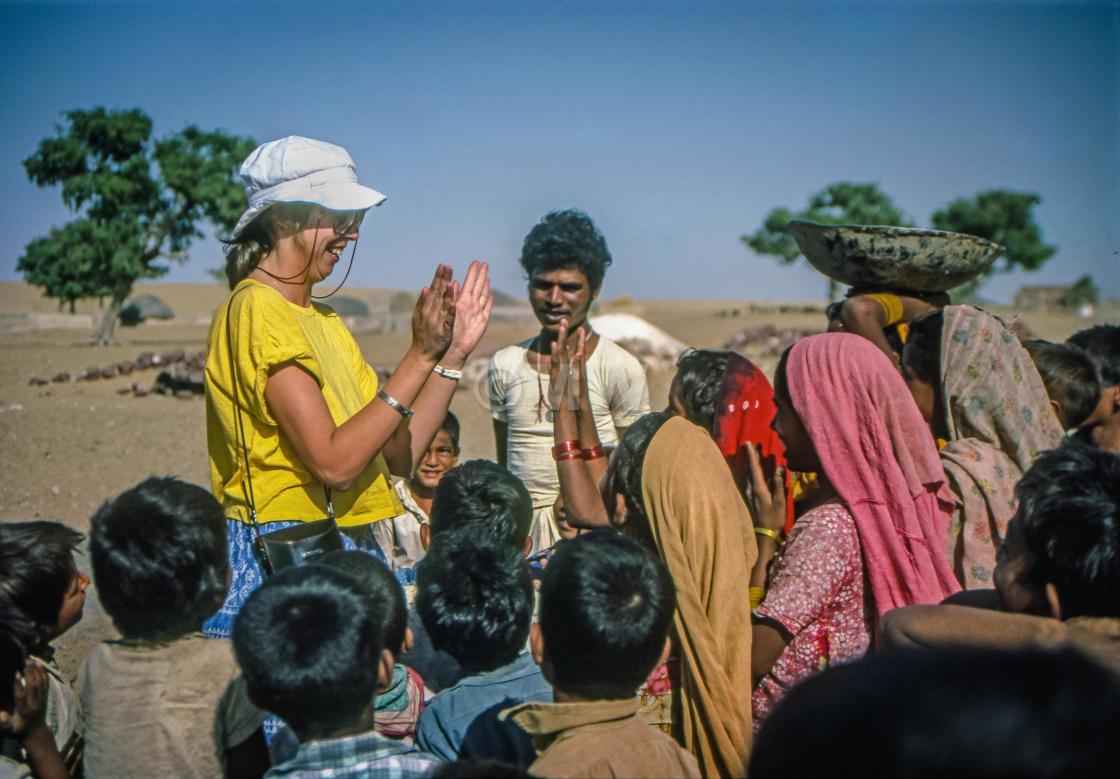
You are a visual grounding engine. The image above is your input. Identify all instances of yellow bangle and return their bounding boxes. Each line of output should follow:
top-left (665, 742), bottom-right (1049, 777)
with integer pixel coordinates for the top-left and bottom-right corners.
top-left (754, 527), bottom-right (784, 543)
top-left (749, 587), bottom-right (766, 610)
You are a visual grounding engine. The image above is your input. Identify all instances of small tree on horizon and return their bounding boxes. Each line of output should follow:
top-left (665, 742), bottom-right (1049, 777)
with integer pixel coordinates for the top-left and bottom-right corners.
top-left (1059, 274), bottom-right (1099, 309)
top-left (742, 182), bottom-right (912, 301)
top-left (18, 107), bottom-right (255, 342)
top-left (931, 190), bottom-right (1056, 300)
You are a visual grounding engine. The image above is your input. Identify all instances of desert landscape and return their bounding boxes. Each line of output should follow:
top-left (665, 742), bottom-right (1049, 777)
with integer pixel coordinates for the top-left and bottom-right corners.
top-left (0, 280), bottom-right (1099, 677)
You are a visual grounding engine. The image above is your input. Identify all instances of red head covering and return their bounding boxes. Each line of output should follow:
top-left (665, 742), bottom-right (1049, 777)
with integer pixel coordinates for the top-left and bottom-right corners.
top-left (710, 352), bottom-right (794, 532)
top-left (787, 333), bottom-right (960, 619)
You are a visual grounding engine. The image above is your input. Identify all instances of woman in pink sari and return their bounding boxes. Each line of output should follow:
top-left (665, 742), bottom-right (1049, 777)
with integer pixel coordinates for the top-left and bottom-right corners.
top-left (747, 333), bottom-right (960, 725)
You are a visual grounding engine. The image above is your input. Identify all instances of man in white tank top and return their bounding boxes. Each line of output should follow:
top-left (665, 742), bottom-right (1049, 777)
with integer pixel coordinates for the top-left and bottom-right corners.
top-left (488, 210), bottom-right (650, 552)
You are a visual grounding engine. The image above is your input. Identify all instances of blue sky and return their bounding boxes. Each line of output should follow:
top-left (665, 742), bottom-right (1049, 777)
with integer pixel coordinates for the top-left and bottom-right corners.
top-left (2, 0), bottom-right (1117, 302)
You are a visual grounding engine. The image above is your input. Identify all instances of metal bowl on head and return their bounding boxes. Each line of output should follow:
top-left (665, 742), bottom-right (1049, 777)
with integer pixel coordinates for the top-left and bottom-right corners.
top-left (788, 221), bottom-right (1004, 293)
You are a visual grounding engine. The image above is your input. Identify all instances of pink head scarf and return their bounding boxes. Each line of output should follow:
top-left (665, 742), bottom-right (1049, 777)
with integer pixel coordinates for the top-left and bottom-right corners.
top-left (786, 333), bottom-right (960, 619)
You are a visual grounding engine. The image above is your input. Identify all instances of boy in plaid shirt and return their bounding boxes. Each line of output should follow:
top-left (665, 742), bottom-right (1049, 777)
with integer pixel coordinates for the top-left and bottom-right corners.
top-left (233, 565), bottom-right (441, 778)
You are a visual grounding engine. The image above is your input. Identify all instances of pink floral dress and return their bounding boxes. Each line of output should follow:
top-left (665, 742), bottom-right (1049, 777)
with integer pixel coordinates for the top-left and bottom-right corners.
top-left (751, 503), bottom-right (873, 726)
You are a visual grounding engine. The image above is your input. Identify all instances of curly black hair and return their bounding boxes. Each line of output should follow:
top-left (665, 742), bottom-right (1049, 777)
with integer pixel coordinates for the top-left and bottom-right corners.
top-left (519, 210), bottom-right (613, 291)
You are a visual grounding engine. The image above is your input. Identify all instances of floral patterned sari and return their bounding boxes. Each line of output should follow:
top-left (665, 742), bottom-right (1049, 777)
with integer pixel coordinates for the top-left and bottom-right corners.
top-left (938, 306), bottom-right (1063, 588)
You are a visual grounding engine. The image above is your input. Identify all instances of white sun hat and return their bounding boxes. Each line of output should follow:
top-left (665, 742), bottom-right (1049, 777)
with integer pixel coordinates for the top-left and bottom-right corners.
top-left (232, 135), bottom-right (387, 237)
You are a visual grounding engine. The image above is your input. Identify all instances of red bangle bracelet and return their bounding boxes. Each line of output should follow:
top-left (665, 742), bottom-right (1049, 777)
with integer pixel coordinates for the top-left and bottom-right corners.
top-left (581, 445), bottom-right (605, 460)
top-left (554, 450), bottom-right (584, 462)
top-left (552, 440), bottom-right (581, 458)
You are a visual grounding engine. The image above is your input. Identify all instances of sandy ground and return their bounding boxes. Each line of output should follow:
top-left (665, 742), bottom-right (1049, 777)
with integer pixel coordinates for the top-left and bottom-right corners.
top-left (0, 280), bottom-right (1100, 677)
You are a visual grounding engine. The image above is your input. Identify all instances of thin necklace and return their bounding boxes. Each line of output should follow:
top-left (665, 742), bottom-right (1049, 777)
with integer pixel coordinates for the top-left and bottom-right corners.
top-left (534, 336), bottom-right (548, 423)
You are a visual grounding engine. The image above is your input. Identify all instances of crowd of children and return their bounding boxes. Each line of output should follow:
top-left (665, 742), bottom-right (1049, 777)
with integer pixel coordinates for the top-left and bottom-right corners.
top-left (2, 136), bottom-right (1119, 778)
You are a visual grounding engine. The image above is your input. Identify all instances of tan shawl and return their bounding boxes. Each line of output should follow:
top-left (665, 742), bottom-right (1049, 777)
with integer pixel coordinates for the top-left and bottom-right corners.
top-left (641, 416), bottom-right (757, 778)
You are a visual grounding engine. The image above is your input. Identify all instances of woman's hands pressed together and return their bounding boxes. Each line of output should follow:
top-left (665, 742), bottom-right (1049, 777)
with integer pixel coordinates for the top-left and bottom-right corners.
top-left (411, 264), bottom-right (457, 363)
top-left (444, 261), bottom-right (494, 369)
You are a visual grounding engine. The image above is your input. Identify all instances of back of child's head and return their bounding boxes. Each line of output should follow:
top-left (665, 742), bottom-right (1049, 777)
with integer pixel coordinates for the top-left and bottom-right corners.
top-left (751, 645), bottom-right (1120, 779)
top-left (429, 459), bottom-right (532, 549)
top-left (89, 476), bottom-right (227, 642)
top-left (439, 410), bottom-right (461, 451)
top-left (1014, 439), bottom-right (1120, 618)
top-left (0, 521), bottom-right (83, 639)
top-left (539, 529), bottom-right (675, 699)
top-left (416, 524), bottom-right (532, 673)
top-left (0, 605), bottom-right (35, 715)
top-left (319, 549), bottom-right (408, 656)
top-left (232, 564), bottom-right (386, 739)
top-left (1068, 324), bottom-right (1120, 388)
top-left (673, 349), bottom-right (730, 431)
top-left (1023, 339), bottom-right (1102, 428)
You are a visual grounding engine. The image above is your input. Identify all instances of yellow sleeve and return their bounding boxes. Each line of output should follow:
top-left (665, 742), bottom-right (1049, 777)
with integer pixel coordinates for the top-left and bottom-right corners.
top-left (863, 293), bottom-right (904, 326)
top-left (350, 342), bottom-right (380, 404)
top-left (224, 285), bottom-right (323, 425)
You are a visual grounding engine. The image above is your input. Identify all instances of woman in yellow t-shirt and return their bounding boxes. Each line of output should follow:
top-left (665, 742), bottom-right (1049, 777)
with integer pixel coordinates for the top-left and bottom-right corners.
top-left (203, 136), bottom-right (492, 636)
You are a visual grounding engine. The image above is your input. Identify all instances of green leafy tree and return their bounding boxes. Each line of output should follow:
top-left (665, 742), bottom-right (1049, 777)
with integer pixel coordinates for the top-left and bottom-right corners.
top-left (1059, 275), bottom-right (1099, 309)
top-left (19, 221), bottom-right (112, 313)
top-left (930, 190), bottom-right (1055, 300)
top-left (742, 182), bottom-right (911, 300)
top-left (19, 108), bottom-right (255, 341)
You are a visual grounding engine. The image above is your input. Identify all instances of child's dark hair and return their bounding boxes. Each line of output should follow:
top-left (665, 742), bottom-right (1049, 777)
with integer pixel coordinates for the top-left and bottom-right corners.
top-left (429, 460), bottom-right (533, 549)
top-left (0, 605), bottom-right (35, 713)
top-left (0, 521), bottom-right (83, 639)
top-left (605, 412), bottom-right (668, 552)
top-left (520, 210), bottom-right (613, 291)
top-left (415, 525), bottom-right (532, 673)
top-left (89, 476), bottom-right (227, 642)
top-left (1068, 324), bottom-right (1120, 387)
top-left (439, 410), bottom-right (461, 451)
top-left (902, 309), bottom-right (944, 388)
top-left (540, 530), bottom-right (675, 699)
top-left (1014, 440), bottom-right (1120, 618)
top-left (1022, 340), bottom-right (1102, 428)
top-left (232, 564), bottom-right (386, 739)
top-left (674, 349), bottom-right (730, 432)
top-left (319, 549), bottom-right (408, 655)
top-left (750, 646), bottom-right (1120, 779)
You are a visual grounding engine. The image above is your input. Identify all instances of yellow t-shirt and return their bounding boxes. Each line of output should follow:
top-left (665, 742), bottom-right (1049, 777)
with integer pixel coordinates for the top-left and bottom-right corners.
top-left (205, 280), bottom-right (402, 527)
